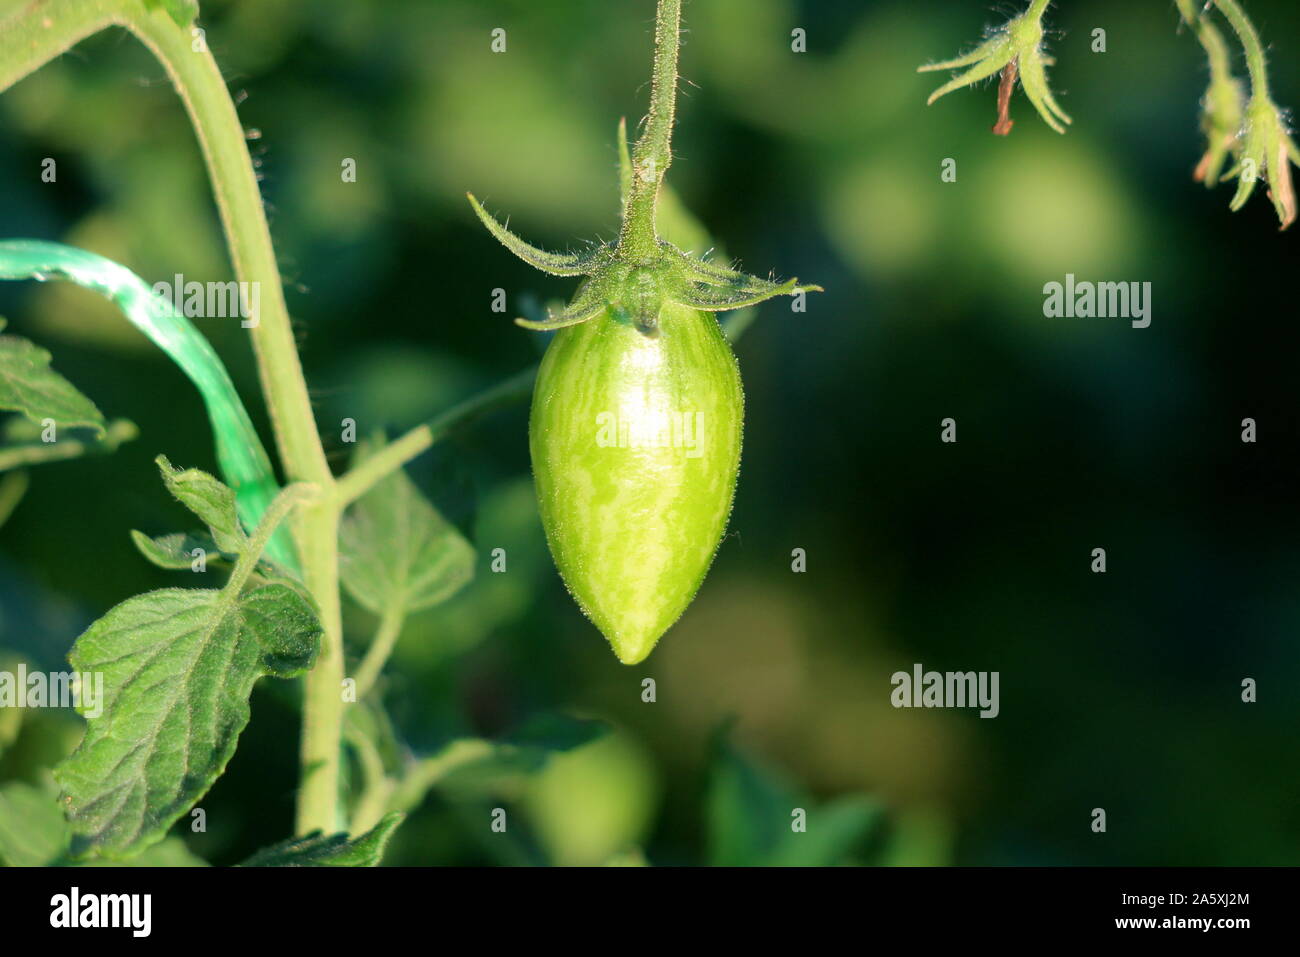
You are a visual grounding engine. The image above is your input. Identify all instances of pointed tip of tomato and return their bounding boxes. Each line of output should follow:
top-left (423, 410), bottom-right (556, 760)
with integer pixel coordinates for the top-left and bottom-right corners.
top-left (609, 631), bottom-right (661, 666)
top-left (588, 602), bottom-right (680, 665)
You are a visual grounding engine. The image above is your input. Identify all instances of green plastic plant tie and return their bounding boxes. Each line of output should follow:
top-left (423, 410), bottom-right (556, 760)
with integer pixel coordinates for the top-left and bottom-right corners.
top-left (0, 239), bottom-right (295, 570)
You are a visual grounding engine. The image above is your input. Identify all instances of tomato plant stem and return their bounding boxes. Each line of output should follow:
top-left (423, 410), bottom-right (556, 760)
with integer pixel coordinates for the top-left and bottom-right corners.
top-left (230, 482), bottom-right (319, 589)
top-left (0, 0), bottom-right (120, 92)
top-left (1176, 0), bottom-right (1234, 80)
top-left (353, 605), bottom-right (407, 700)
top-left (619, 0), bottom-right (682, 261)
top-left (345, 724), bottom-right (392, 833)
top-left (121, 5), bottom-right (344, 835)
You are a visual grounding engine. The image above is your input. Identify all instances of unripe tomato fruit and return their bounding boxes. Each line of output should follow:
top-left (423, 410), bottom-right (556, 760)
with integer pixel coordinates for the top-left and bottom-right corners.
top-left (470, 2), bottom-right (816, 662)
top-left (530, 301), bottom-right (743, 664)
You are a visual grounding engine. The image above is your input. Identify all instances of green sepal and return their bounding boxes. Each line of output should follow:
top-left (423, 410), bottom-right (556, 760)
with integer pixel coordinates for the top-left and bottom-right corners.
top-left (468, 193), bottom-right (606, 277)
top-left (918, 6), bottom-right (1071, 134)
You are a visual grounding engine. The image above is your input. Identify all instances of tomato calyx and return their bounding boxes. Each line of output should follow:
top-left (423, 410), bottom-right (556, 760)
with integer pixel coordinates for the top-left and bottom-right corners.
top-left (468, 0), bottom-right (819, 337)
top-left (918, 1), bottom-right (1072, 136)
top-left (467, 154), bottom-right (819, 335)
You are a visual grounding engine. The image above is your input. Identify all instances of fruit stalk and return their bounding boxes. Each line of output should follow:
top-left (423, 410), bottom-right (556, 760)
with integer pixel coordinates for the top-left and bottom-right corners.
top-left (621, 0), bottom-right (682, 259)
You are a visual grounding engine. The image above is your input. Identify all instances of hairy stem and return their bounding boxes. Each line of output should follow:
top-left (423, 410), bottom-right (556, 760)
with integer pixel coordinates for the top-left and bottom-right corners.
top-left (1212, 0), bottom-right (1271, 99)
top-left (1026, 0), bottom-right (1052, 21)
top-left (1175, 0), bottom-right (1231, 72)
top-left (353, 605), bottom-right (407, 700)
top-left (118, 7), bottom-right (343, 834)
top-left (345, 724), bottom-right (393, 834)
top-left (619, 0), bottom-right (682, 260)
top-left (388, 740), bottom-right (495, 814)
top-left (229, 482), bottom-right (317, 589)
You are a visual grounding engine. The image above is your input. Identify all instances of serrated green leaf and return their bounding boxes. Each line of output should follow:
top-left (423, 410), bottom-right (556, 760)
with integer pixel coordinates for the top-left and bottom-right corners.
top-left (156, 455), bottom-right (246, 552)
top-left (0, 779), bottom-right (68, 866)
top-left (54, 583), bottom-right (321, 859)
top-left (239, 812), bottom-right (404, 867)
top-left (130, 530), bottom-right (231, 571)
top-left (0, 328), bottom-right (105, 435)
top-left (339, 440), bottom-right (475, 616)
top-left (129, 529), bottom-right (297, 588)
top-left (238, 584), bottom-right (321, 674)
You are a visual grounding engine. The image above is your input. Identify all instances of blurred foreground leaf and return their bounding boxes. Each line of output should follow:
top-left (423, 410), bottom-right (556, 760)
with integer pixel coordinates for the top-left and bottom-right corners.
top-left (0, 779), bottom-right (67, 866)
top-left (0, 778), bottom-right (207, 866)
top-left (0, 417), bottom-right (136, 472)
top-left (523, 730), bottom-right (657, 866)
top-left (239, 812), bottom-right (404, 867)
top-left (707, 730), bottom-right (881, 866)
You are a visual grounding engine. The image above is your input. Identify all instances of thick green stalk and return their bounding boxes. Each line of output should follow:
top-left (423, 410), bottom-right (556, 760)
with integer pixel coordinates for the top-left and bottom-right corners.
top-left (120, 12), bottom-right (330, 487)
top-left (117, 8), bottom-right (343, 834)
top-left (0, 0), bottom-right (120, 92)
top-left (619, 0), bottom-right (682, 261)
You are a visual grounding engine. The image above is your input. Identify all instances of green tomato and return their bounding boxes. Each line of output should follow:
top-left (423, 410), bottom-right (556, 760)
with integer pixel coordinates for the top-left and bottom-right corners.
top-left (530, 301), bottom-right (743, 664)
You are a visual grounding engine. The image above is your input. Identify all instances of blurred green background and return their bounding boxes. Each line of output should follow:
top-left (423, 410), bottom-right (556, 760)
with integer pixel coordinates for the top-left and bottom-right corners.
top-left (1, 0), bottom-right (1298, 865)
